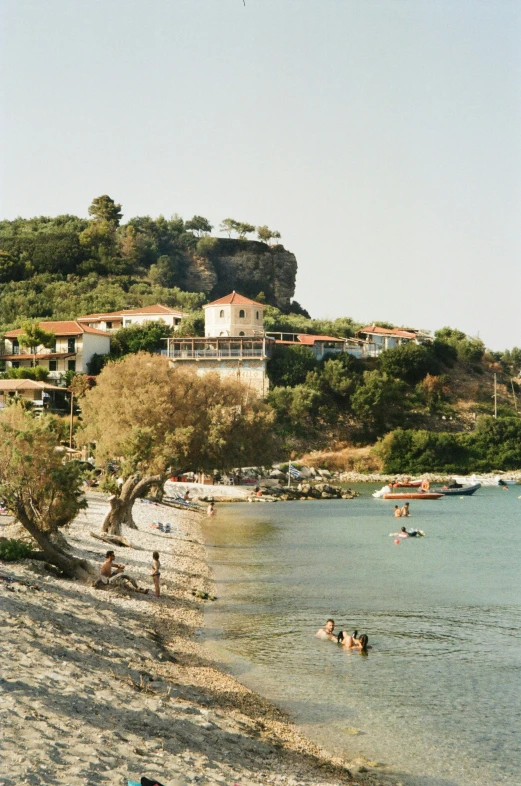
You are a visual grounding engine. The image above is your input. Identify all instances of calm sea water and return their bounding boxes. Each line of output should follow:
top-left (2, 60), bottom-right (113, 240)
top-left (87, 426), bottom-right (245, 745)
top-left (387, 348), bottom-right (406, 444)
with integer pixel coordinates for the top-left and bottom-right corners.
top-left (201, 486), bottom-right (521, 786)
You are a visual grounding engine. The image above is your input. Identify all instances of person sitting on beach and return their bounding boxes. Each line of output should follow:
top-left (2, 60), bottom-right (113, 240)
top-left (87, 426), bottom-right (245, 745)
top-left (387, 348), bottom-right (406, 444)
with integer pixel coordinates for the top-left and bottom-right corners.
top-left (401, 503), bottom-right (410, 517)
top-left (394, 505), bottom-right (402, 518)
top-left (316, 618), bottom-right (336, 640)
top-left (99, 551), bottom-right (138, 588)
top-left (337, 631), bottom-right (371, 653)
top-left (183, 490), bottom-right (191, 501)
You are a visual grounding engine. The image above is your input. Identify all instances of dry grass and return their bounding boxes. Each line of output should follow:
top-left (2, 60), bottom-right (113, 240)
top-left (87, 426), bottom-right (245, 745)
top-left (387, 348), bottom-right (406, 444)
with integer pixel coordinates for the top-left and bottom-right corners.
top-left (301, 445), bottom-right (383, 473)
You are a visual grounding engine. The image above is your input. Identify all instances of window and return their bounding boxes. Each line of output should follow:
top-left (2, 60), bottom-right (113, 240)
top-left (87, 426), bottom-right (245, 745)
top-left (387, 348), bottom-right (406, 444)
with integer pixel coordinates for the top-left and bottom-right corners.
top-left (11, 361), bottom-right (19, 369)
top-left (51, 341), bottom-right (57, 353)
top-left (49, 360), bottom-right (57, 371)
top-left (219, 310), bottom-right (225, 318)
top-left (67, 337), bottom-right (76, 353)
top-left (106, 321), bottom-right (112, 329)
top-left (239, 310), bottom-right (245, 318)
top-left (12, 340), bottom-right (19, 355)
top-left (256, 311), bottom-right (259, 319)
top-left (68, 360), bottom-right (76, 372)
top-left (239, 331), bottom-right (245, 336)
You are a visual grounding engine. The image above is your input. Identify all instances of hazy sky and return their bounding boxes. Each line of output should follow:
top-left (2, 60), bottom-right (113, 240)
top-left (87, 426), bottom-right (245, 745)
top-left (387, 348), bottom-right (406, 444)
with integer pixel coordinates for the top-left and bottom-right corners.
top-left (1, 1), bottom-right (520, 349)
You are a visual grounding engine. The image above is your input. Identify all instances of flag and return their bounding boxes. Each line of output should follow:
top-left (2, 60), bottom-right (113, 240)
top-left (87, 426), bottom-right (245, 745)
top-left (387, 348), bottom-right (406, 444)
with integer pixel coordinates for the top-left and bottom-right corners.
top-left (288, 462), bottom-right (301, 479)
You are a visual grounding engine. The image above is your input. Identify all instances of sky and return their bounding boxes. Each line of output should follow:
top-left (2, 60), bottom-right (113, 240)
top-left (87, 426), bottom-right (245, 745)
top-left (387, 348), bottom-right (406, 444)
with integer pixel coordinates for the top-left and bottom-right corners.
top-left (1, 0), bottom-right (520, 349)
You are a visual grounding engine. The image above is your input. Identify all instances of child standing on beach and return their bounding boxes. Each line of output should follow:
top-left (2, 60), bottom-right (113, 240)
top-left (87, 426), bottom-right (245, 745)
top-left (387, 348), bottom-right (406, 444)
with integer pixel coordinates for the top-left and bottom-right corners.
top-left (151, 551), bottom-right (161, 597)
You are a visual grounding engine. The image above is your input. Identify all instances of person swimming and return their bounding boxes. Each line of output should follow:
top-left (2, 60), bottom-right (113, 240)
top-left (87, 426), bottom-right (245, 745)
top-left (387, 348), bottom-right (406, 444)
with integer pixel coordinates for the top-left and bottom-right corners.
top-left (390, 527), bottom-right (425, 538)
top-left (337, 631), bottom-right (371, 652)
top-left (316, 618), bottom-right (336, 640)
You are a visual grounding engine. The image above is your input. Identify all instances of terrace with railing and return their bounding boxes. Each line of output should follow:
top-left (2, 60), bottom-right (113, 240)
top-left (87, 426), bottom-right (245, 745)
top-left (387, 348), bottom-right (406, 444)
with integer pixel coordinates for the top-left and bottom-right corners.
top-left (162, 336), bottom-right (274, 360)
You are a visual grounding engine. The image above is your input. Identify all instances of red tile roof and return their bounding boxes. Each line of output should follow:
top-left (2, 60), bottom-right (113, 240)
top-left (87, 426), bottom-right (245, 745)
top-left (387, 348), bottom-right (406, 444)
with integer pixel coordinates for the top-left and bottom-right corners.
top-left (0, 353), bottom-right (75, 361)
top-left (4, 321), bottom-right (110, 338)
top-left (0, 379), bottom-right (64, 392)
top-left (77, 311), bottom-right (124, 321)
top-left (297, 334), bottom-right (346, 345)
top-left (77, 304), bottom-right (187, 321)
top-left (204, 291), bottom-right (265, 308)
top-left (120, 304), bottom-right (187, 316)
top-left (358, 325), bottom-right (416, 339)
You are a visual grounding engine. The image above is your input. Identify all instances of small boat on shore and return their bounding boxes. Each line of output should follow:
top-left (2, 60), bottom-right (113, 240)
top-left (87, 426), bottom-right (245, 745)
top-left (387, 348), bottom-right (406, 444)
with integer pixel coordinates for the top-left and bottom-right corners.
top-left (438, 482), bottom-right (481, 496)
top-left (380, 492), bottom-right (444, 500)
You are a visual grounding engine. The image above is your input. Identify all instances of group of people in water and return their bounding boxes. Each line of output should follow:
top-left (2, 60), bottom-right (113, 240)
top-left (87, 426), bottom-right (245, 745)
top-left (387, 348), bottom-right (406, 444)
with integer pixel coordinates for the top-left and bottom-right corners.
top-left (316, 618), bottom-right (371, 654)
top-left (393, 503), bottom-right (410, 518)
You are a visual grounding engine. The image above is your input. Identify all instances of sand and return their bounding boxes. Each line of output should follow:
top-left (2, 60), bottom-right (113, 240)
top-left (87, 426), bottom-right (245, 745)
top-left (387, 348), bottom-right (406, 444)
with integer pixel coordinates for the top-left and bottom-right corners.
top-left (0, 493), bottom-right (396, 786)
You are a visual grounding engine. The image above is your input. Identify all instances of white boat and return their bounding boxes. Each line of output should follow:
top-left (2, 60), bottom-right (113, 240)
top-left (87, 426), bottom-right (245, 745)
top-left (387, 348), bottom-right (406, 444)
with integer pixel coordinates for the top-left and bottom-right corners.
top-left (452, 474), bottom-right (518, 487)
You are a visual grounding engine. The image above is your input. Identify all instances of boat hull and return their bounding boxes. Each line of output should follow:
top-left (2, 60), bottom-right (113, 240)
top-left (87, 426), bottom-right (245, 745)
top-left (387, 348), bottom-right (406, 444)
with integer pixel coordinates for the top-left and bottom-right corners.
top-left (438, 483), bottom-right (481, 496)
top-left (381, 492), bottom-right (443, 500)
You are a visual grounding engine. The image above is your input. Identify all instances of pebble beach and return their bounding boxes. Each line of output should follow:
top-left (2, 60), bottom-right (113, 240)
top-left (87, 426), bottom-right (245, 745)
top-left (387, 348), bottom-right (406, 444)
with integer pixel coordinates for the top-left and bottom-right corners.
top-left (0, 493), bottom-right (394, 786)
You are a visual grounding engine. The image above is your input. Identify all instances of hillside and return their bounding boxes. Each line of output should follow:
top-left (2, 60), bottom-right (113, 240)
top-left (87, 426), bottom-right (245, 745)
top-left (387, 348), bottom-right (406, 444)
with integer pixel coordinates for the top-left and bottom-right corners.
top-left (266, 335), bottom-right (521, 473)
top-left (0, 197), bottom-right (298, 331)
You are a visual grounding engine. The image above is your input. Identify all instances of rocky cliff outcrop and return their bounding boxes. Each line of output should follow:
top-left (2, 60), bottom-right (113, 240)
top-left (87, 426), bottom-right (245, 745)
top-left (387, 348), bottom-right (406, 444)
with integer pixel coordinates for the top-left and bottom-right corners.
top-left (187, 239), bottom-right (297, 310)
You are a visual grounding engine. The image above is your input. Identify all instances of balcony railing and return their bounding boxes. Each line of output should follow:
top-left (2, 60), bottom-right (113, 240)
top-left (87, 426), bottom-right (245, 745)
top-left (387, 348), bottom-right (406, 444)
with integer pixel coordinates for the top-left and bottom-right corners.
top-left (162, 348), bottom-right (267, 360)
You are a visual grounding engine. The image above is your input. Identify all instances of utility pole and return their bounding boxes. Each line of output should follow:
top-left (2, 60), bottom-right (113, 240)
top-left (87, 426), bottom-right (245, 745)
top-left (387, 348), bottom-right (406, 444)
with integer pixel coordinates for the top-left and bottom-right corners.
top-left (511, 379), bottom-right (518, 413)
top-left (494, 374), bottom-right (497, 419)
top-left (69, 391), bottom-right (74, 448)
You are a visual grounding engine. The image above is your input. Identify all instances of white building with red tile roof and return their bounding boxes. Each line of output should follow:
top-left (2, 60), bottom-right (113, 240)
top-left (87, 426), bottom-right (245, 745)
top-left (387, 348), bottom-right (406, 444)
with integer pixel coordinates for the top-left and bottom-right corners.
top-left (356, 324), bottom-right (431, 351)
top-left (77, 304), bottom-right (188, 332)
top-left (1, 321), bottom-right (111, 381)
top-left (203, 291), bottom-right (265, 337)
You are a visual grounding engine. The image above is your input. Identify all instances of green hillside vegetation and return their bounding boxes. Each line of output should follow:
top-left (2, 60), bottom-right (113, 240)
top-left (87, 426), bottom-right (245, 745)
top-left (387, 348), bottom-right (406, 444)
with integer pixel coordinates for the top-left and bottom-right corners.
top-left (267, 329), bottom-right (521, 472)
top-left (0, 195), bottom-right (299, 333)
top-left (2, 197), bottom-right (521, 474)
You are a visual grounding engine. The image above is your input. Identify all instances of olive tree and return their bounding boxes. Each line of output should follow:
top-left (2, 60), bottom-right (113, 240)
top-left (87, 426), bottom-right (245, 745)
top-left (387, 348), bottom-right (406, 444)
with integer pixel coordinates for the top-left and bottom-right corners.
top-left (0, 404), bottom-right (92, 580)
top-left (18, 322), bottom-right (55, 368)
top-left (80, 353), bottom-right (276, 534)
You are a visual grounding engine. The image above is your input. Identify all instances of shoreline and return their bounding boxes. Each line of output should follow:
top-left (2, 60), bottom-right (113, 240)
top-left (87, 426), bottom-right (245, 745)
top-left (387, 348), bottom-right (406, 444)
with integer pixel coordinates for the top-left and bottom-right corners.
top-left (1, 492), bottom-right (399, 786)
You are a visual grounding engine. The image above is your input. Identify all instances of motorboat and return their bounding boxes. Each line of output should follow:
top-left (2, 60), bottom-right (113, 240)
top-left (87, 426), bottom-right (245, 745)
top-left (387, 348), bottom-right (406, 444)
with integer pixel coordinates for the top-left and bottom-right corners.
top-left (373, 485), bottom-right (443, 500)
top-left (381, 492), bottom-right (443, 500)
top-left (438, 482), bottom-right (481, 496)
top-left (452, 474), bottom-right (518, 487)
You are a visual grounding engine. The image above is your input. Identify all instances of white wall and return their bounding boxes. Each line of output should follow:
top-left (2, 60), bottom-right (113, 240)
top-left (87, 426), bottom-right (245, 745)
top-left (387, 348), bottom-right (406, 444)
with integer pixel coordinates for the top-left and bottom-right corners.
top-left (204, 304), bottom-right (264, 337)
top-left (80, 333), bottom-right (111, 372)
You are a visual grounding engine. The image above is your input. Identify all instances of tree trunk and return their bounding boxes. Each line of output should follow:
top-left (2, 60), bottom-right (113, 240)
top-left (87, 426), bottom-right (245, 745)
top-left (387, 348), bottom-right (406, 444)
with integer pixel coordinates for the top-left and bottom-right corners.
top-left (16, 508), bottom-right (96, 582)
top-left (102, 474), bottom-right (164, 535)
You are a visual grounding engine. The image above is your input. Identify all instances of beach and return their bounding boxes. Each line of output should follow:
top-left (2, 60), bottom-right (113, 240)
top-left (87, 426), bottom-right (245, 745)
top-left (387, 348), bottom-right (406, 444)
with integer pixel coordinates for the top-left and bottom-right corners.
top-left (0, 493), bottom-right (391, 786)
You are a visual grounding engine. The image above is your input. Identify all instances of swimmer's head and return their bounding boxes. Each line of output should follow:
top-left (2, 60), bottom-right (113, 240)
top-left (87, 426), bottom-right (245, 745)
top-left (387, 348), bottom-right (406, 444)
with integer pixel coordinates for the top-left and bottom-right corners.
top-left (358, 634), bottom-right (369, 652)
top-left (325, 619), bottom-right (335, 634)
top-left (401, 527), bottom-right (407, 533)
top-left (337, 631), bottom-right (345, 644)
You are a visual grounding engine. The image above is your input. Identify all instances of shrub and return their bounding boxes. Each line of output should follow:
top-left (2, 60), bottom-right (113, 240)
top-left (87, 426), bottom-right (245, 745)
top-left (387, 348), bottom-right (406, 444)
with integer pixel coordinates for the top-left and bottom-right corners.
top-left (374, 429), bottom-right (471, 474)
top-left (267, 345), bottom-right (319, 388)
top-left (0, 538), bottom-right (34, 561)
top-left (378, 343), bottom-right (440, 384)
